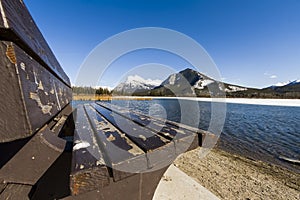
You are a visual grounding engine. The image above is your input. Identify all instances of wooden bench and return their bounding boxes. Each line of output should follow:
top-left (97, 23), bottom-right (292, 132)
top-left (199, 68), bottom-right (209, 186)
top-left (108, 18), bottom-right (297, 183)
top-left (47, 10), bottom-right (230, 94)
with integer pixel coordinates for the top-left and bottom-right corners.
top-left (66, 102), bottom-right (208, 199)
top-left (0, 1), bottom-right (212, 199)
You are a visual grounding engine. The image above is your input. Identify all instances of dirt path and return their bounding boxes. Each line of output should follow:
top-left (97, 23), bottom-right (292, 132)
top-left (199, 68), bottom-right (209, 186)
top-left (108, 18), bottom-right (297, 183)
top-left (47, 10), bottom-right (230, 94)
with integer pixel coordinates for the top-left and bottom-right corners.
top-left (174, 148), bottom-right (300, 200)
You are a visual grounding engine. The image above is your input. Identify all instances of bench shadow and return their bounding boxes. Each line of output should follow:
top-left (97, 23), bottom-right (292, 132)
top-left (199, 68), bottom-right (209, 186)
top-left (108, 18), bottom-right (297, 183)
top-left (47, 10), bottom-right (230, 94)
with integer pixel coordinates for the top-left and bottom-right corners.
top-left (0, 137), bottom-right (31, 169)
top-left (29, 112), bottom-right (75, 199)
top-left (28, 151), bottom-right (72, 199)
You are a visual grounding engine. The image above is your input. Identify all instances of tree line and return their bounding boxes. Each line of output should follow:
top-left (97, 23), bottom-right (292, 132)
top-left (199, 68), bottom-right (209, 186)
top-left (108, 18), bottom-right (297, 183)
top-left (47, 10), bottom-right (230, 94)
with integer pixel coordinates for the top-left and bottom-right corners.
top-left (72, 86), bottom-right (112, 95)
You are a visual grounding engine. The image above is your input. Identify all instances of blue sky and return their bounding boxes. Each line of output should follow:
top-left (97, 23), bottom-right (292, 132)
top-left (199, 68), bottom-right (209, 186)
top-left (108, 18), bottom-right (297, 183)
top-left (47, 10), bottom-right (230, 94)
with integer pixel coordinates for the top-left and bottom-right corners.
top-left (23, 0), bottom-right (300, 88)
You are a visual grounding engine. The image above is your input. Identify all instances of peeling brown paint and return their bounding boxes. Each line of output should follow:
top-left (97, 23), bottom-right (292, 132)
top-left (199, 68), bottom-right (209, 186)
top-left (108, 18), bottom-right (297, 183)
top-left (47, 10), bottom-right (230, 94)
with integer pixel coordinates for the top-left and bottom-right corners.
top-left (139, 135), bottom-right (147, 141)
top-left (38, 80), bottom-right (44, 90)
top-left (20, 62), bottom-right (26, 70)
top-left (49, 88), bottom-right (54, 94)
top-left (95, 120), bottom-right (115, 133)
top-left (29, 92), bottom-right (53, 115)
top-left (107, 134), bottom-right (116, 142)
top-left (6, 44), bottom-right (17, 64)
top-left (127, 145), bottom-right (142, 156)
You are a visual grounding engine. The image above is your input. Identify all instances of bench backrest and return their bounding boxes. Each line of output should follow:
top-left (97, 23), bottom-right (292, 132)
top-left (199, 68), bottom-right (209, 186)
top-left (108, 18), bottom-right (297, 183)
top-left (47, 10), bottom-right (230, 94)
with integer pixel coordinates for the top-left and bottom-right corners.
top-left (0, 0), bottom-right (72, 142)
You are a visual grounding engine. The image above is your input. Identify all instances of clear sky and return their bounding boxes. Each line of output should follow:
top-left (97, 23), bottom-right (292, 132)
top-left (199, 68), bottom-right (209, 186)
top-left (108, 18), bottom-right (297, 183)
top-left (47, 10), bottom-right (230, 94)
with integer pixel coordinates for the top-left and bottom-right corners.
top-left (23, 0), bottom-right (300, 89)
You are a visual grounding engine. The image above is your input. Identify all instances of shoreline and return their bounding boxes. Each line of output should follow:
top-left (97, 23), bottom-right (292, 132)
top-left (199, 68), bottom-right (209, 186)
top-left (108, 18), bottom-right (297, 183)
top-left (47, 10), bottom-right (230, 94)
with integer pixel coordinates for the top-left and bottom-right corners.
top-left (72, 95), bottom-right (300, 107)
top-left (150, 96), bottom-right (300, 107)
top-left (174, 148), bottom-right (300, 200)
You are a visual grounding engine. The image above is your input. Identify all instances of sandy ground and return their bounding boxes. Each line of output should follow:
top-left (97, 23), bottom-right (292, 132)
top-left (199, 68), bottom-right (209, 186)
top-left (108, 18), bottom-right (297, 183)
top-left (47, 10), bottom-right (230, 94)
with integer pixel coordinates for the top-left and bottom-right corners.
top-left (174, 148), bottom-right (300, 200)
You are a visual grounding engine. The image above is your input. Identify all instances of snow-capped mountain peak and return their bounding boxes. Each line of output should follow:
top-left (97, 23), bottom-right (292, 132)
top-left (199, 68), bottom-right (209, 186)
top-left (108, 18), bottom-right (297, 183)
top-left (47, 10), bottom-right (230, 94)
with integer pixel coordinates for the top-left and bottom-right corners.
top-left (125, 75), bottom-right (162, 86)
top-left (272, 79), bottom-right (300, 87)
top-left (113, 75), bottom-right (162, 94)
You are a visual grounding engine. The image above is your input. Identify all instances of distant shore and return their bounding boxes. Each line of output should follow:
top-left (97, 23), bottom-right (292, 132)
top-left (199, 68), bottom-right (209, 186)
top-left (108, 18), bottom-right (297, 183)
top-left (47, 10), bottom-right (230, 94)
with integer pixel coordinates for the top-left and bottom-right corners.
top-left (175, 148), bottom-right (300, 200)
top-left (72, 94), bottom-right (152, 101)
top-left (72, 94), bottom-right (300, 107)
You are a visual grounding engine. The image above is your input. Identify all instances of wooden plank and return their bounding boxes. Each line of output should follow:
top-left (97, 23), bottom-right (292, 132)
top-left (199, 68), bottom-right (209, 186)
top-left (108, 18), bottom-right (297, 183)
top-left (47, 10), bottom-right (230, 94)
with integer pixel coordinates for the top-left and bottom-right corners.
top-left (97, 102), bottom-right (200, 155)
top-left (70, 105), bottom-right (110, 196)
top-left (100, 102), bottom-right (174, 140)
top-left (84, 105), bottom-right (148, 181)
top-left (0, 125), bottom-right (66, 185)
top-left (0, 0), bottom-right (70, 86)
top-left (0, 41), bottom-right (31, 142)
top-left (0, 184), bottom-right (31, 200)
top-left (93, 103), bottom-right (169, 152)
top-left (0, 6), bottom-right (3, 26)
top-left (29, 151), bottom-right (72, 199)
top-left (0, 41), bottom-right (71, 142)
top-left (65, 173), bottom-right (143, 200)
top-left (0, 182), bottom-right (7, 194)
top-left (98, 101), bottom-right (198, 138)
top-left (64, 166), bottom-right (168, 200)
top-left (48, 104), bottom-right (73, 135)
top-left (93, 103), bottom-right (177, 170)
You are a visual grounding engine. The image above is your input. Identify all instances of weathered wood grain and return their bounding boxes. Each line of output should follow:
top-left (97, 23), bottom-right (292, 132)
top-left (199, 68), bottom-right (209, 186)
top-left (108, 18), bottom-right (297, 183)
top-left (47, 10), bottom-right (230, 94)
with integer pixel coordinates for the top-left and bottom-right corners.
top-left (0, 184), bottom-right (31, 199)
top-left (98, 102), bottom-right (174, 140)
top-left (0, 125), bottom-right (66, 185)
top-left (84, 105), bottom-right (148, 181)
top-left (29, 152), bottom-right (72, 199)
top-left (0, 0), bottom-right (70, 86)
top-left (67, 102), bottom-right (207, 198)
top-left (64, 166), bottom-right (169, 200)
top-left (0, 6), bottom-right (3, 27)
top-left (0, 41), bottom-right (71, 142)
top-left (93, 103), bottom-right (178, 170)
top-left (97, 102), bottom-right (201, 155)
top-left (98, 101), bottom-right (200, 138)
top-left (0, 41), bottom-right (31, 142)
top-left (93, 103), bottom-right (169, 152)
top-left (0, 182), bottom-right (6, 194)
top-left (48, 104), bottom-right (73, 135)
top-left (70, 105), bottom-right (110, 196)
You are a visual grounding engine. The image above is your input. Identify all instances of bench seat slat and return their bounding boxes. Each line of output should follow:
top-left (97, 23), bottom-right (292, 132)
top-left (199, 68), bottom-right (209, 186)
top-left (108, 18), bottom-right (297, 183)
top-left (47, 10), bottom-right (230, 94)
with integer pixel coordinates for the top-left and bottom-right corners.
top-left (92, 103), bottom-right (169, 152)
top-left (93, 103), bottom-right (186, 169)
top-left (84, 105), bottom-right (148, 181)
top-left (0, 184), bottom-right (31, 199)
top-left (97, 102), bottom-right (200, 154)
top-left (85, 105), bottom-right (145, 161)
top-left (70, 105), bottom-right (110, 196)
top-left (97, 102), bottom-right (197, 140)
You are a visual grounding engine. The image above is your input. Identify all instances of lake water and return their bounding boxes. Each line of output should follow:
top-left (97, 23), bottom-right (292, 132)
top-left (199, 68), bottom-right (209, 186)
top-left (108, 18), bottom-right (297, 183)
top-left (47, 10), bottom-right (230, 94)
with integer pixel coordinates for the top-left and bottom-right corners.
top-left (73, 99), bottom-right (300, 173)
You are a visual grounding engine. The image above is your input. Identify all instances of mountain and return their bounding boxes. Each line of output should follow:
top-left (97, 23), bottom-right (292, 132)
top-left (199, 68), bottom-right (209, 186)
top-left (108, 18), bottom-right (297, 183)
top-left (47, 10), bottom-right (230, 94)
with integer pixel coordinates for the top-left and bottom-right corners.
top-left (261, 79), bottom-right (300, 97)
top-left (113, 68), bottom-right (300, 98)
top-left (113, 75), bottom-right (162, 95)
top-left (150, 68), bottom-right (252, 97)
top-left (270, 80), bottom-right (300, 88)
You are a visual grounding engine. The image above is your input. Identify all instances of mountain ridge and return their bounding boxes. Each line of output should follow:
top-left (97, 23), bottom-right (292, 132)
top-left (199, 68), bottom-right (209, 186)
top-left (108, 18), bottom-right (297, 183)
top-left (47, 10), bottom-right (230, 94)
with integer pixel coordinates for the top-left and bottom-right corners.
top-left (113, 68), bottom-right (300, 98)
top-left (113, 75), bottom-right (162, 95)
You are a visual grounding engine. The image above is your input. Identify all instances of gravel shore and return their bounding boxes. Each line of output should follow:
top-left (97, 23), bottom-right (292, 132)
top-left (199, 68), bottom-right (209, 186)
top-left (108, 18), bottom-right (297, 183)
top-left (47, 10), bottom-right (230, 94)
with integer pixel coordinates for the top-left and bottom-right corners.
top-left (174, 148), bottom-right (300, 200)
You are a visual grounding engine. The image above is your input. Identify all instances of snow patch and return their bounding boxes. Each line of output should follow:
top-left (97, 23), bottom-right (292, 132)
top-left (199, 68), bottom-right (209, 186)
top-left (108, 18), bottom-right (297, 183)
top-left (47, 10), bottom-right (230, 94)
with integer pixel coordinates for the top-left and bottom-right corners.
top-left (73, 141), bottom-right (90, 151)
top-left (273, 81), bottom-right (292, 87)
top-left (272, 79), bottom-right (300, 87)
top-left (193, 79), bottom-right (214, 89)
top-left (225, 85), bottom-right (248, 92)
top-left (169, 74), bottom-right (176, 85)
